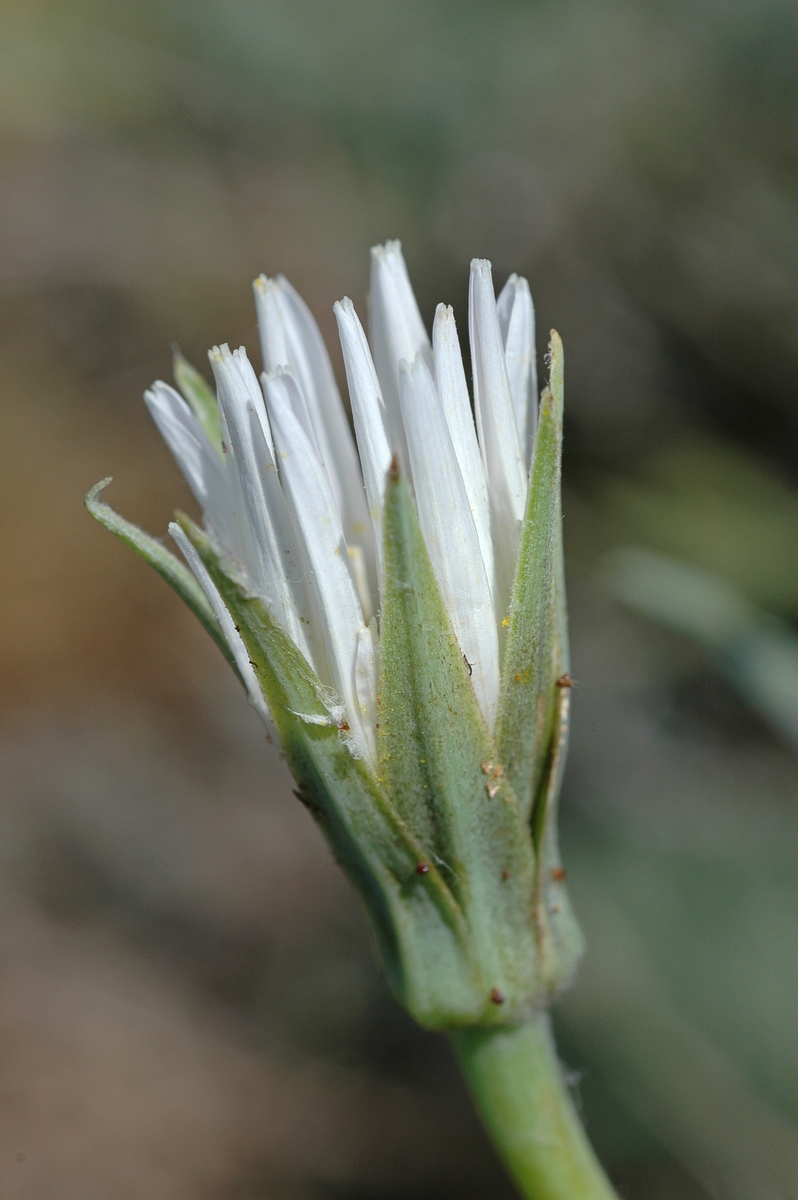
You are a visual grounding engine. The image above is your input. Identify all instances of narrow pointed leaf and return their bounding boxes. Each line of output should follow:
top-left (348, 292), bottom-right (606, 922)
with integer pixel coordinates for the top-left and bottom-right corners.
top-left (380, 465), bottom-right (540, 1024)
top-left (85, 479), bottom-right (240, 680)
top-left (495, 332), bottom-right (565, 820)
top-left (494, 330), bottom-right (582, 995)
top-left (178, 514), bottom-right (490, 1029)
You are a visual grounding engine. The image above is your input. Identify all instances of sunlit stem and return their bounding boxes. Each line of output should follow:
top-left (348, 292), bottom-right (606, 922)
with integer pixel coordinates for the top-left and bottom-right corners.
top-left (451, 1012), bottom-right (618, 1200)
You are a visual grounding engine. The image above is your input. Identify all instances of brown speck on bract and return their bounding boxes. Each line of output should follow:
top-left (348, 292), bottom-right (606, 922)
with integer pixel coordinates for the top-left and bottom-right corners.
top-left (551, 867), bottom-right (566, 882)
top-left (416, 862), bottom-right (430, 875)
top-left (556, 674), bottom-right (573, 688)
top-left (490, 987), bottom-right (505, 1005)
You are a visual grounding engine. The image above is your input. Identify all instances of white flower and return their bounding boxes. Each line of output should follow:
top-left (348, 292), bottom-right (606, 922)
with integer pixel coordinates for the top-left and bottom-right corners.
top-left (146, 242), bottom-right (539, 767)
top-left (89, 247), bottom-right (578, 1029)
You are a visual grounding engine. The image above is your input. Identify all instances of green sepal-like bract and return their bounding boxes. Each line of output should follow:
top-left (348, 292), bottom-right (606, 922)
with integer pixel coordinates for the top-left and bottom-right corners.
top-left (496, 332), bottom-right (564, 820)
top-left (496, 332), bottom-right (583, 995)
top-left (84, 479), bottom-right (242, 683)
top-left (379, 463), bottom-right (543, 1024)
top-left (177, 515), bottom-right (493, 1029)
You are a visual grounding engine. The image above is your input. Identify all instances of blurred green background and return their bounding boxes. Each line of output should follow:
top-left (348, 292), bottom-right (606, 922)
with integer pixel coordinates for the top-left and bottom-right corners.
top-left (1, 2), bottom-right (797, 1197)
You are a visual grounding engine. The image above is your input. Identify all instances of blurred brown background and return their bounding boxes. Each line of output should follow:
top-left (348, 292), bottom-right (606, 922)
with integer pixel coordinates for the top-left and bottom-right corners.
top-left (1, 2), bottom-right (797, 1197)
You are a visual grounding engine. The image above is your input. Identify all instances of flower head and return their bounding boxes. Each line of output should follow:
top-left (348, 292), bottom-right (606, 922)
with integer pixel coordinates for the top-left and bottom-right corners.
top-left (87, 241), bottom-right (582, 1029)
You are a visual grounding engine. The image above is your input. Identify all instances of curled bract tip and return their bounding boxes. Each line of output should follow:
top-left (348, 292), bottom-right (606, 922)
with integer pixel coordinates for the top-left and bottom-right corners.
top-left (85, 477), bottom-right (114, 509)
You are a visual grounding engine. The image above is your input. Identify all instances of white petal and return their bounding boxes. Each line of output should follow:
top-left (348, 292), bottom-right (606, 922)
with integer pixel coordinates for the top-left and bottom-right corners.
top-left (231, 343), bottom-right (275, 461)
top-left (368, 240), bottom-right (431, 471)
top-left (261, 362), bottom-right (321, 462)
top-left (497, 273), bottom-right (537, 466)
top-left (169, 521), bottom-right (272, 728)
top-left (334, 298), bottom-right (392, 569)
top-left (432, 303), bottom-right (494, 601)
top-left (210, 346), bottom-right (313, 665)
top-left (253, 274), bottom-right (374, 571)
top-left (263, 370), bottom-right (376, 766)
top-left (253, 276), bottom-right (289, 375)
top-left (399, 354), bottom-right (500, 727)
top-left (253, 279), bottom-right (328, 485)
top-left (469, 259), bottom-right (527, 621)
top-left (245, 402), bottom-right (320, 667)
top-left (144, 381), bottom-right (240, 559)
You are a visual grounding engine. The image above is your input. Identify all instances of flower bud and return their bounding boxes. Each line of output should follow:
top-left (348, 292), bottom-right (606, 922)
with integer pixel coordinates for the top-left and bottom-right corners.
top-left (87, 246), bottom-right (582, 1030)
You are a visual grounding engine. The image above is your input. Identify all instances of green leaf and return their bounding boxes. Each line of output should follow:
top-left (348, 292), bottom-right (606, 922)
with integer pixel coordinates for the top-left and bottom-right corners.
top-left (495, 331), bottom-right (566, 821)
top-left (173, 347), bottom-right (223, 452)
top-left (177, 513), bottom-right (487, 1030)
top-left (84, 479), bottom-right (241, 682)
top-left (379, 464), bottom-right (541, 1025)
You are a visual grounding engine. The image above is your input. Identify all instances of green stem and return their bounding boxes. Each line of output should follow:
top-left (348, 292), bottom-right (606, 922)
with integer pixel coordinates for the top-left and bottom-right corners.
top-left (450, 1011), bottom-right (618, 1200)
